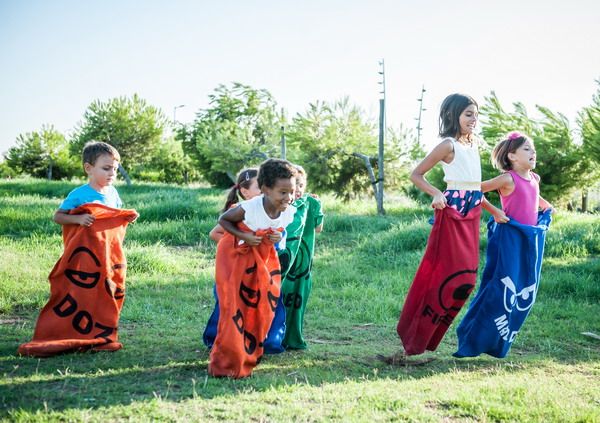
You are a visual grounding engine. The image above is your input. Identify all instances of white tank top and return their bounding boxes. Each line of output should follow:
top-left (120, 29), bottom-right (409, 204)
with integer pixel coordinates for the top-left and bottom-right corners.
top-left (441, 138), bottom-right (481, 190)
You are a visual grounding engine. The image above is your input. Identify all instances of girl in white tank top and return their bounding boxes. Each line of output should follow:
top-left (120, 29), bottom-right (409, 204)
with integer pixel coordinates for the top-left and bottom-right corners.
top-left (409, 94), bottom-right (505, 221)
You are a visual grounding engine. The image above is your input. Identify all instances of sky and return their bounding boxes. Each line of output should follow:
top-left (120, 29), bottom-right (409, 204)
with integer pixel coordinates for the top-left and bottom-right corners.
top-left (1, 0), bottom-right (599, 156)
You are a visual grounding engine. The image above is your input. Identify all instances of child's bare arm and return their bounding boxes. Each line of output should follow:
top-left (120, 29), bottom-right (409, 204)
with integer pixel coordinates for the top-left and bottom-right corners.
top-left (209, 223), bottom-right (225, 243)
top-left (539, 196), bottom-right (553, 212)
top-left (410, 140), bottom-right (453, 209)
top-left (53, 209), bottom-right (95, 227)
top-left (218, 206), bottom-right (263, 246)
top-left (481, 173), bottom-right (513, 196)
top-left (481, 196), bottom-right (509, 223)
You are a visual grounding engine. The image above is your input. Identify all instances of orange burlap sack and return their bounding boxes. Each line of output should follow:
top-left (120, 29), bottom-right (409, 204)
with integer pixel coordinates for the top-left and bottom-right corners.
top-left (18, 203), bottom-right (138, 357)
top-left (208, 224), bottom-right (282, 378)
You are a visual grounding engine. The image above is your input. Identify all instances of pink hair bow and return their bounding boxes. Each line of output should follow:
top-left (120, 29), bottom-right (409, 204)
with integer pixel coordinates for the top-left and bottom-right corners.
top-left (507, 131), bottom-right (523, 141)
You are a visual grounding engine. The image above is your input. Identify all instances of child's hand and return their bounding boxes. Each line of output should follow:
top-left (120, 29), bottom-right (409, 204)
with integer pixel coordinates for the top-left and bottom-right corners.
top-left (431, 192), bottom-right (447, 210)
top-left (239, 232), bottom-right (263, 246)
top-left (542, 203), bottom-right (554, 214)
top-left (125, 212), bottom-right (139, 223)
top-left (77, 213), bottom-right (95, 227)
top-left (309, 193), bottom-right (320, 199)
top-left (267, 230), bottom-right (282, 244)
top-left (492, 209), bottom-right (509, 223)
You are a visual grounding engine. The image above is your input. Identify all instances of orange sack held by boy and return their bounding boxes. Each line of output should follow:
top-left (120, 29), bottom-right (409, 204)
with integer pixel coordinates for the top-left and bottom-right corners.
top-left (18, 203), bottom-right (138, 357)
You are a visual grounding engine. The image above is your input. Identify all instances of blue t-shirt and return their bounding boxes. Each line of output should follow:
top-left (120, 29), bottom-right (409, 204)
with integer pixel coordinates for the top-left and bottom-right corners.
top-left (59, 184), bottom-right (123, 210)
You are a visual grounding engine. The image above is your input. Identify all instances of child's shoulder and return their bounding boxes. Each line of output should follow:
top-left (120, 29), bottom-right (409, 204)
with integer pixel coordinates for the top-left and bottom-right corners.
top-left (61, 183), bottom-right (93, 201)
top-left (240, 194), bottom-right (262, 208)
top-left (437, 137), bottom-right (455, 146)
top-left (306, 194), bottom-right (322, 207)
top-left (434, 137), bottom-right (456, 152)
top-left (68, 183), bottom-right (92, 194)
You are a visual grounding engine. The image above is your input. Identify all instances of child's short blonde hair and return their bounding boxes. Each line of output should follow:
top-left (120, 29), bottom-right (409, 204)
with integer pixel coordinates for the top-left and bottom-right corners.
top-left (82, 141), bottom-right (121, 166)
top-left (294, 164), bottom-right (307, 179)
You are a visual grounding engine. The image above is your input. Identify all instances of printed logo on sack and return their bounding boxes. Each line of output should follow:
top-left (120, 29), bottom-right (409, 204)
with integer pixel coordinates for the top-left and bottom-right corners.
top-left (500, 276), bottom-right (537, 313)
top-left (422, 269), bottom-right (477, 327)
top-left (494, 276), bottom-right (538, 344)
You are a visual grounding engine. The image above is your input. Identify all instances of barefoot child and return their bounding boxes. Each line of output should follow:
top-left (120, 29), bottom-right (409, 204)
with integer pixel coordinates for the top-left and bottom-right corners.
top-left (208, 158), bottom-right (297, 378)
top-left (18, 141), bottom-right (138, 357)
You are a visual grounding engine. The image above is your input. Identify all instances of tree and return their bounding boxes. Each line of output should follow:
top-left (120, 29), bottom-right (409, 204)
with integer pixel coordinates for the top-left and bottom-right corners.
top-left (480, 92), bottom-right (595, 205)
top-left (4, 125), bottom-right (78, 180)
top-left (579, 80), bottom-right (600, 164)
top-left (0, 159), bottom-right (18, 179)
top-left (577, 80), bottom-right (600, 211)
top-left (72, 94), bottom-right (167, 184)
top-left (137, 137), bottom-right (201, 184)
top-left (286, 98), bottom-right (417, 201)
top-left (179, 83), bottom-right (280, 187)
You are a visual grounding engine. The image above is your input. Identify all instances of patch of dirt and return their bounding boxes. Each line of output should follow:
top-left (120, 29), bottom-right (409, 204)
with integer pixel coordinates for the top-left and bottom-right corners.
top-left (374, 351), bottom-right (436, 367)
top-left (0, 317), bottom-right (27, 325)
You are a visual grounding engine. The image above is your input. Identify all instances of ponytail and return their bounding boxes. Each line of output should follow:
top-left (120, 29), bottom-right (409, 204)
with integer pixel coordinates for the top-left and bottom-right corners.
top-left (222, 185), bottom-right (241, 213)
top-left (221, 167), bottom-right (259, 212)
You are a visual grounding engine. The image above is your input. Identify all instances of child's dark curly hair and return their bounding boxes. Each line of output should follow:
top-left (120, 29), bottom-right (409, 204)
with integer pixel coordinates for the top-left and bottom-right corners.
top-left (257, 158), bottom-right (297, 188)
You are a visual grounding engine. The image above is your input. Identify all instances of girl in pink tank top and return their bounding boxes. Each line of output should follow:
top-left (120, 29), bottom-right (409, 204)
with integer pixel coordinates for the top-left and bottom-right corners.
top-left (482, 132), bottom-right (553, 225)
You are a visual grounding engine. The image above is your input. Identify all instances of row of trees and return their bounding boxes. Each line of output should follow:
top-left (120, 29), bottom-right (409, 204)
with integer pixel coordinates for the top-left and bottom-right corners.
top-left (2, 82), bottom-right (599, 208)
top-left (2, 95), bottom-right (199, 185)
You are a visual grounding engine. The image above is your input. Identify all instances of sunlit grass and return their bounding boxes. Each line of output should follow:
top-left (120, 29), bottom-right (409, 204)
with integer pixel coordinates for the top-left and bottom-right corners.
top-left (0, 178), bottom-right (599, 421)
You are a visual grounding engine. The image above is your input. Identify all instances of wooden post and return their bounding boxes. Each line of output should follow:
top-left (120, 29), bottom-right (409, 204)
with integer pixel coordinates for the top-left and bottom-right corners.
top-left (280, 108), bottom-right (286, 160)
top-left (377, 98), bottom-right (385, 215)
top-left (118, 163), bottom-right (132, 186)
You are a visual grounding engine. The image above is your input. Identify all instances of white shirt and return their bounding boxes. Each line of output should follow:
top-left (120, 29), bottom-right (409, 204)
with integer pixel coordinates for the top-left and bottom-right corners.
top-left (240, 194), bottom-right (296, 232)
top-left (441, 138), bottom-right (482, 186)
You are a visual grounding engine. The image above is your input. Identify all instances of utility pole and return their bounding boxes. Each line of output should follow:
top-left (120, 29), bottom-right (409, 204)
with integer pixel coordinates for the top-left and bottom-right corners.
top-left (376, 59), bottom-right (386, 215)
top-left (415, 85), bottom-right (426, 145)
top-left (173, 104), bottom-right (185, 122)
top-left (280, 107), bottom-right (286, 160)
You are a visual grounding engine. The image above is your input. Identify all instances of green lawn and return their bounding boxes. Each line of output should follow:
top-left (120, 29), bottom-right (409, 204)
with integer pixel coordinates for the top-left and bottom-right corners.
top-left (1, 178), bottom-right (599, 422)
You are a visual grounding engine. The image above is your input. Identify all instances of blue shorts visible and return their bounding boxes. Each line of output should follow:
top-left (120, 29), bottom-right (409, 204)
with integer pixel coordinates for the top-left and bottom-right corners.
top-left (429, 190), bottom-right (482, 224)
top-left (444, 190), bottom-right (482, 216)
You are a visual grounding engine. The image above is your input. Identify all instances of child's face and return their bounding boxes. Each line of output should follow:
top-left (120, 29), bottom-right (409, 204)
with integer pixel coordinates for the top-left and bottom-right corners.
top-left (84, 154), bottom-right (119, 188)
top-left (295, 176), bottom-right (306, 200)
top-left (262, 177), bottom-right (296, 212)
top-left (459, 104), bottom-right (478, 137)
top-left (240, 177), bottom-right (261, 200)
top-left (509, 139), bottom-right (537, 170)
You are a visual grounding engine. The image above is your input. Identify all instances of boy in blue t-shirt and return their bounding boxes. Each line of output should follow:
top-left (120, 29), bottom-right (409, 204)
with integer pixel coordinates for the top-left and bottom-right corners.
top-left (54, 141), bottom-right (137, 226)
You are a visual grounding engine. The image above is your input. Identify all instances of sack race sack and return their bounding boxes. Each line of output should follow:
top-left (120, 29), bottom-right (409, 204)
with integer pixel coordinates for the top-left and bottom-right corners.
top-left (454, 210), bottom-right (552, 358)
top-left (208, 224), bottom-right (282, 378)
top-left (397, 206), bottom-right (481, 355)
top-left (280, 195), bottom-right (323, 349)
top-left (18, 203), bottom-right (137, 357)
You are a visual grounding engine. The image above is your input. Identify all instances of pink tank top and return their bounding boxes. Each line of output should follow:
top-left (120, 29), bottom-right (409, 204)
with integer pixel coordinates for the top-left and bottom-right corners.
top-left (500, 170), bottom-right (540, 226)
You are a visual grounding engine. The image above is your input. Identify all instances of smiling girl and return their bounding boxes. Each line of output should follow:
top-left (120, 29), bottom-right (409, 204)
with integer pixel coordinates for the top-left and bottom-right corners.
top-left (395, 93), bottom-right (506, 357)
top-left (208, 158), bottom-right (297, 378)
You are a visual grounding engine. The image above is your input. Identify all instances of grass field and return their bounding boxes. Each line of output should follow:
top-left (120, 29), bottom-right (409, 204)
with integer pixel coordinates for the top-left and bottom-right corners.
top-left (1, 178), bottom-right (599, 422)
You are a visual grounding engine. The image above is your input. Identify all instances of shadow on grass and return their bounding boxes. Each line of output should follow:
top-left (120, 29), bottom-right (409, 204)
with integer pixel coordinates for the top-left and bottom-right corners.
top-left (3, 334), bottom-right (599, 418)
top-left (2, 309), bottom-right (599, 418)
